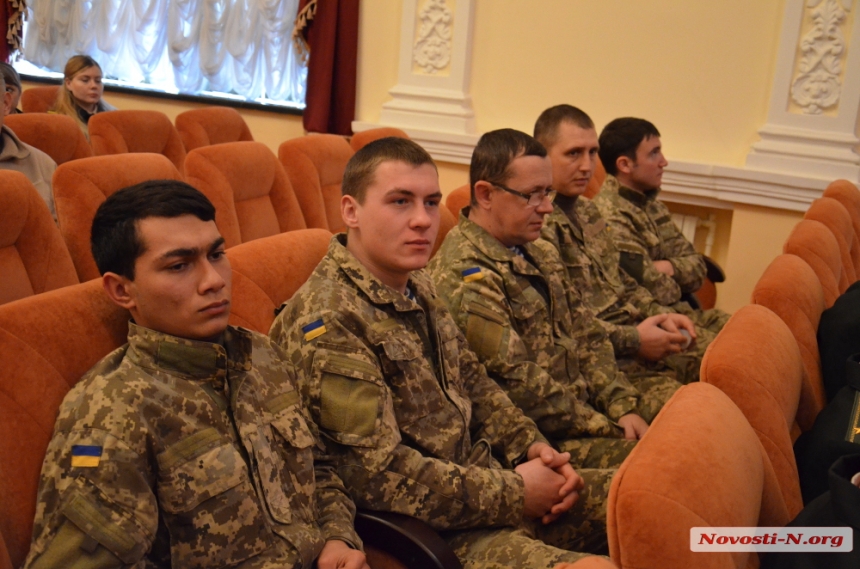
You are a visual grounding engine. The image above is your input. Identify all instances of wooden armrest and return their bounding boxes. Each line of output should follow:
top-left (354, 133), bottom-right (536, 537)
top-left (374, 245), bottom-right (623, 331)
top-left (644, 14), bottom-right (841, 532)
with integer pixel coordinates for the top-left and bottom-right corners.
top-left (355, 510), bottom-right (463, 569)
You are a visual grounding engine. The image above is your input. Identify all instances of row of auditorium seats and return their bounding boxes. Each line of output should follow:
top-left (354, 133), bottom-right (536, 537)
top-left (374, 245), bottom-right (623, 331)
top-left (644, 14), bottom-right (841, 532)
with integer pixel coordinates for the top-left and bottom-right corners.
top-left (1, 129), bottom-right (457, 306)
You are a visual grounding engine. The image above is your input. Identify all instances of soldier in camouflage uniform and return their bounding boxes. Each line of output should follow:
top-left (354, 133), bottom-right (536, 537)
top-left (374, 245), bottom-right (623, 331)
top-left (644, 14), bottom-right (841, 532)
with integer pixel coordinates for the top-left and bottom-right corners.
top-left (271, 137), bottom-right (615, 568)
top-left (534, 105), bottom-right (727, 384)
top-left (430, 128), bottom-right (671, 463)
top-left (592, 117), bottom-right (730, 332)
top-left (24, 181), bottom-right (367, 569)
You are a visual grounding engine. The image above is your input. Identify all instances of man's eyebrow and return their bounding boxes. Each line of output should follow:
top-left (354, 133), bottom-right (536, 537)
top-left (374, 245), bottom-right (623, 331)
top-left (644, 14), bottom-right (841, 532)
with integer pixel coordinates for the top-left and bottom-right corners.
top-left (384, 189), bottom-right (443, 199)
top-left (159, 237), bottom-right (225, 261)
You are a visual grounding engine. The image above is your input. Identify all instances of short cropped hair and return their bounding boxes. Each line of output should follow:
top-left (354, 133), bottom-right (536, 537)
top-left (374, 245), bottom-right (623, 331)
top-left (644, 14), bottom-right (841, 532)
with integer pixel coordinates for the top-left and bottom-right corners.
top-left (598, 117), bottom-right (661, 176)
top-left (0, 63), bottom-right (20, 92)
top-left (342, 137), bottom-right (436, 203)
top-left (533, 104), bottom-right (595, 148)
top-left (469, 129), bottom-right (546, 205)
top-left (91, 180), bottom-right (216, 280)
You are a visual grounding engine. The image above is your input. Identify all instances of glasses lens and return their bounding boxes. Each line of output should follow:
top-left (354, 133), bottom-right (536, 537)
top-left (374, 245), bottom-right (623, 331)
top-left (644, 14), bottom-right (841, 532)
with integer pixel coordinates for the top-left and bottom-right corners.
top-left (528, 189), bottom-right (555, 206)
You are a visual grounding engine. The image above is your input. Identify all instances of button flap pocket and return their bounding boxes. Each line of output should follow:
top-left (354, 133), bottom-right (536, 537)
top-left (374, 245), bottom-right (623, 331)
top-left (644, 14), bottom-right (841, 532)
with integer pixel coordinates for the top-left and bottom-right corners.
top-left (157, 436), bottom-right (245, 513)
top-left (510, 286), bottom-right (545, 320)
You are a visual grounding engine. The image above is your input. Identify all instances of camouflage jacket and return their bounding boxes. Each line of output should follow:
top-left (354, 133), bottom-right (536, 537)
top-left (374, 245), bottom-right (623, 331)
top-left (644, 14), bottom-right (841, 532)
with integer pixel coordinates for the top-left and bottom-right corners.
top-left (428, 213), bottom-right (638, 445)
top-left (25, 323), bottom-right (360, 569)
top-left (270, 234), bottom-right (545, 532)
top-left (541, 197), bottom-right (671, 357)
top-left (593, 175), bottom-right (706, 305)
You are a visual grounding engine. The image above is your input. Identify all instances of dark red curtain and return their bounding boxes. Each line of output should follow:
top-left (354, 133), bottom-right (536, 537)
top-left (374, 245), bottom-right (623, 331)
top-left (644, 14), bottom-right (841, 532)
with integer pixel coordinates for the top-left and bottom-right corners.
top-left (295, 0), bottom-right (360, 135)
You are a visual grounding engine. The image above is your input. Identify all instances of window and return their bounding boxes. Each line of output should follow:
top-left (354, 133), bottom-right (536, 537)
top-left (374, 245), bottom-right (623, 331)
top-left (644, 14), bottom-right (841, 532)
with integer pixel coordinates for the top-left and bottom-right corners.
top-left (17, 0), bottom-right (308, 110)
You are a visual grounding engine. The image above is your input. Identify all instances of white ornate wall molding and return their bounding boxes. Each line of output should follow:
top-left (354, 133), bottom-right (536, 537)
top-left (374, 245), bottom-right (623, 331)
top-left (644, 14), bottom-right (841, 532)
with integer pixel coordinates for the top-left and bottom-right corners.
top-left (353, 0), bottom-right (479, 164)
top-left (660, 161), bottom-right (827, 212)
top-left (745, 0), bottom-right (860, 181)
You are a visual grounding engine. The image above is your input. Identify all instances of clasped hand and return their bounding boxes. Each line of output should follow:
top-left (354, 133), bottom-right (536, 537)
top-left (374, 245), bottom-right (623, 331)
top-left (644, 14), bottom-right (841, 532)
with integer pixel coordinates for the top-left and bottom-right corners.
top-left (515, 442), bottom-right (584, 525)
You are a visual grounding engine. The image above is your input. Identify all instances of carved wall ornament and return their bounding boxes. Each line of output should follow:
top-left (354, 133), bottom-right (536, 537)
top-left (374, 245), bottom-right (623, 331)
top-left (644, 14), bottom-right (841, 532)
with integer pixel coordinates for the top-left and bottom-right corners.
top-left (413, 0), bottom-right (453, 74)
top-left (790, 0), bottom-right (853, 114)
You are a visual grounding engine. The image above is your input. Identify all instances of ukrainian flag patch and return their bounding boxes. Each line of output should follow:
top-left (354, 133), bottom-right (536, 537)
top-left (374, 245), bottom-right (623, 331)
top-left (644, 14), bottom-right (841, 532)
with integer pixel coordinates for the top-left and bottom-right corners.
top-left (462, 267), bottom-right (484, 282)
top-left (71, 445), bottom-right (102, 468)
top-left (303, 319), bottom-right (327, 341)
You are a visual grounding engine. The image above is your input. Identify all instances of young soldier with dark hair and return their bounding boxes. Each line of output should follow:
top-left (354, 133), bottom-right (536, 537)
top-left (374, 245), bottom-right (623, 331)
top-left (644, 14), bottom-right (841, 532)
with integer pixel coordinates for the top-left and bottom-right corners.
top-left (25, 180), bottom-right (368, 569)
top-left (270, 137), bottom-right (613, 567)
top-left (430, 128), bottom-right (669, 461)
top-left (534, 105), bottom-right (727, 384)
top-left (593, 117), bottom-right (729, 339)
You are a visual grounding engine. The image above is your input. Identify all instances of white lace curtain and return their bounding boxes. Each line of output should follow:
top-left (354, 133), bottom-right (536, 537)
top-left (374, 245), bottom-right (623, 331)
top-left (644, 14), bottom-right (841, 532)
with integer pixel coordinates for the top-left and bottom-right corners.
top-left (22, 0), bottom-right (307, 105)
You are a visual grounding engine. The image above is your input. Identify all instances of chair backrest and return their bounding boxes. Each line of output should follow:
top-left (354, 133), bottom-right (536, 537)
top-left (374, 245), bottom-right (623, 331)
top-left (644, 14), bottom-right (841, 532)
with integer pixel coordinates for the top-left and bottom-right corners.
top-left (226, 228), bottom-right (332, 334)
top-left (89, 110), bottom-right (187, 175)
top-left (175, 106), bottom-right (254, 152)
top-left (350, 127), bottom-right (409, 152)
top-left (4, 113), bottom-right (93, 165)
top-left (185, 142), bottom-right (307, 248)
top-left (751, 254), bottom-right (826, 432)
top-left (783, 219), bottom-right (843, 307)
top-left (823, 179), bottom-right (860, 273)
top-left (53, 153), bottom-right (184, 281)
top-left (20, 85), bottom-right (60, 113)
top-left (0, 172), bottom-right (78, 305)
top-left (445, 184), bottom-right (470, 218)
top-left (0, 279), bottom-right (129, 569)
top-left (803, 197), bottom-right (856, 289)
top-left (583, 155), bottom-right (606, 199)
top-left (278, 134), bottom-right (354, 232)
top-left (608, 382), bottom-right (789, 569)
top-left (433, 203), bottom-right (457, 258)
top-left (700, 304), bottom-right (804, 518)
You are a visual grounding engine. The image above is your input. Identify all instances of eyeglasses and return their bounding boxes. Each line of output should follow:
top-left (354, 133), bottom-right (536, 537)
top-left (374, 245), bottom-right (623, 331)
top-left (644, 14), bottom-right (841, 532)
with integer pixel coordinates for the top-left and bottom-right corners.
top-left (491, 182), bottom-right (556, 207)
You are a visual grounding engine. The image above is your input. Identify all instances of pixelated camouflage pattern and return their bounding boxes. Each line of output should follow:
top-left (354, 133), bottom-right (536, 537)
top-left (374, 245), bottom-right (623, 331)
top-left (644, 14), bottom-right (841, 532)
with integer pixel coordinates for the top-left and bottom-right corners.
top-left (428, 212), bottom-right (643, 447)
top-left (593, 175), bottom-right (706, 305)
top-left (270, 235), bottom-right (609, 565)
top-left (25, 323), bottom-right (360, 569)
top-left (271, 234), bottom-right (545, 531)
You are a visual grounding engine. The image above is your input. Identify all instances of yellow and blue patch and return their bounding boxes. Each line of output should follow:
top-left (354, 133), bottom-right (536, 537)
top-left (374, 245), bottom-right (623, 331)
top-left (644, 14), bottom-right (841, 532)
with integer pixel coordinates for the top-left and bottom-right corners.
top-left (303, 319), bottom-right (327, 341)
top-left (462, 267), bottom-right (484, 282)
top-left (71, 445), bottom-right (102, 468)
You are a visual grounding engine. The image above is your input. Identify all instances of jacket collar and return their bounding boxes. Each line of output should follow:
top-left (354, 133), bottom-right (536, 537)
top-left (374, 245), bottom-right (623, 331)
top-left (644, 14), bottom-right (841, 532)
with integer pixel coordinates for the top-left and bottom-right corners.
top-left (605, 174), bottom-right (660, 209)
top-left (126, 322), bottom-right (251, 380)
top-left (457, 209), bottom-right (544, 278)
top-left (327, 233), bottom-right (426, 312)
top-left (0, 125), bottom-right (31, 161)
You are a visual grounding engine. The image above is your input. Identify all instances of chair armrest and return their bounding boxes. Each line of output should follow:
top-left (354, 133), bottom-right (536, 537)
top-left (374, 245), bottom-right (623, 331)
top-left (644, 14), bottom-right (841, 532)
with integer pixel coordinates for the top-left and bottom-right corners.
top-left (355, 510), bottom-right (463, 569)
top-left (704, 255), bottom-right (725, 283)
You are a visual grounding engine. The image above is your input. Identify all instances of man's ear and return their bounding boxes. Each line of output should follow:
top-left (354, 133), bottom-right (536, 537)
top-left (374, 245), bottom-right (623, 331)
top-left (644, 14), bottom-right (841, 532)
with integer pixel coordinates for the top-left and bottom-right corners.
top-left (102, 272), bottom-right (137, 311)
top-left (473, 181), bottom-right (495, 210)
top-left (616, 155), bottom-right (634, 175)
top-left (341, 194), bottom-right (360, 229)
top-left (2, 90), bottom-right (12, 116)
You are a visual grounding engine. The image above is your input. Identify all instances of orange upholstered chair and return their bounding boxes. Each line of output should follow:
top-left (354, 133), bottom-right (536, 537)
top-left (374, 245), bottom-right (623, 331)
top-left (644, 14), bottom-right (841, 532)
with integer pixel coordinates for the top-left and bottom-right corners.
top-left (433, 203), bottom-right (457, 258)
top-left (0, 279), bottom-right (129, 569)
top-left (89, 110), bottom-right (187, 175)
top-left (0, 172), bottom-right (78, 305)
top-left (185, 142), bottom-right (307, 248)
top-left (445, 184), bottom-right (470, 218)
top-left (53, 153), bottom-right (184, 281)
top-left (608, 382), bottom-right (789, 569)
top-left (700, 304), bottom-right (804, 518)
top-left (350, 127), bottom-right (409, 152)
top-left (278, 134), bottom-right (354, 233)
top-left (803, 197), bottom-right (856, 289)
top-left (20, 85), bottom-right (60, 113)
top-left (4, 113), bottom-right (92, 165)
top-left (583, 155), bottom-right (606, 199)
top-left (823, 181), bottom-right (860, 229)
top-left (175, 106), bottom-right (254, 152)
top-left (226, 228), bottom-right (332, 333)
top-left (751, 254), bottom-right (827, 433)
top-left (783, 219), bottom-right (843, 307)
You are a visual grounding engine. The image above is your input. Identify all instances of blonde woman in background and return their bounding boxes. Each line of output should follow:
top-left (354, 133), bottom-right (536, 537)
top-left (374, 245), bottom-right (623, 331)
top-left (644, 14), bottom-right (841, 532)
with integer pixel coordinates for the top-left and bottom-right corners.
top-left (50, 55), bottom-right (115, 135)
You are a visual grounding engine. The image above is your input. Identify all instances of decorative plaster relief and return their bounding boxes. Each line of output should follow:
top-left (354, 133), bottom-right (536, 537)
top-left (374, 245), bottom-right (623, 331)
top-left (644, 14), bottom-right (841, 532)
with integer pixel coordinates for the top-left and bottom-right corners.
top-left (790, 0), bottom-right (853, 114)
top-left (413, 0), bottom-right (453, 75)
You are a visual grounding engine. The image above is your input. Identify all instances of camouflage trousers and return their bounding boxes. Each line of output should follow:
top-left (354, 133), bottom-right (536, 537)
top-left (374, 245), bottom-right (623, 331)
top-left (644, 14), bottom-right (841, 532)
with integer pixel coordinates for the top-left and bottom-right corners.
top-left (616, 358), bottom-right (681, 422)
top-left (662, 319), bottom-right (720, 384)
top-left (557, 436), bottom-right (636, 469)
top-left (442, 469), bottom-right (615, 568)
